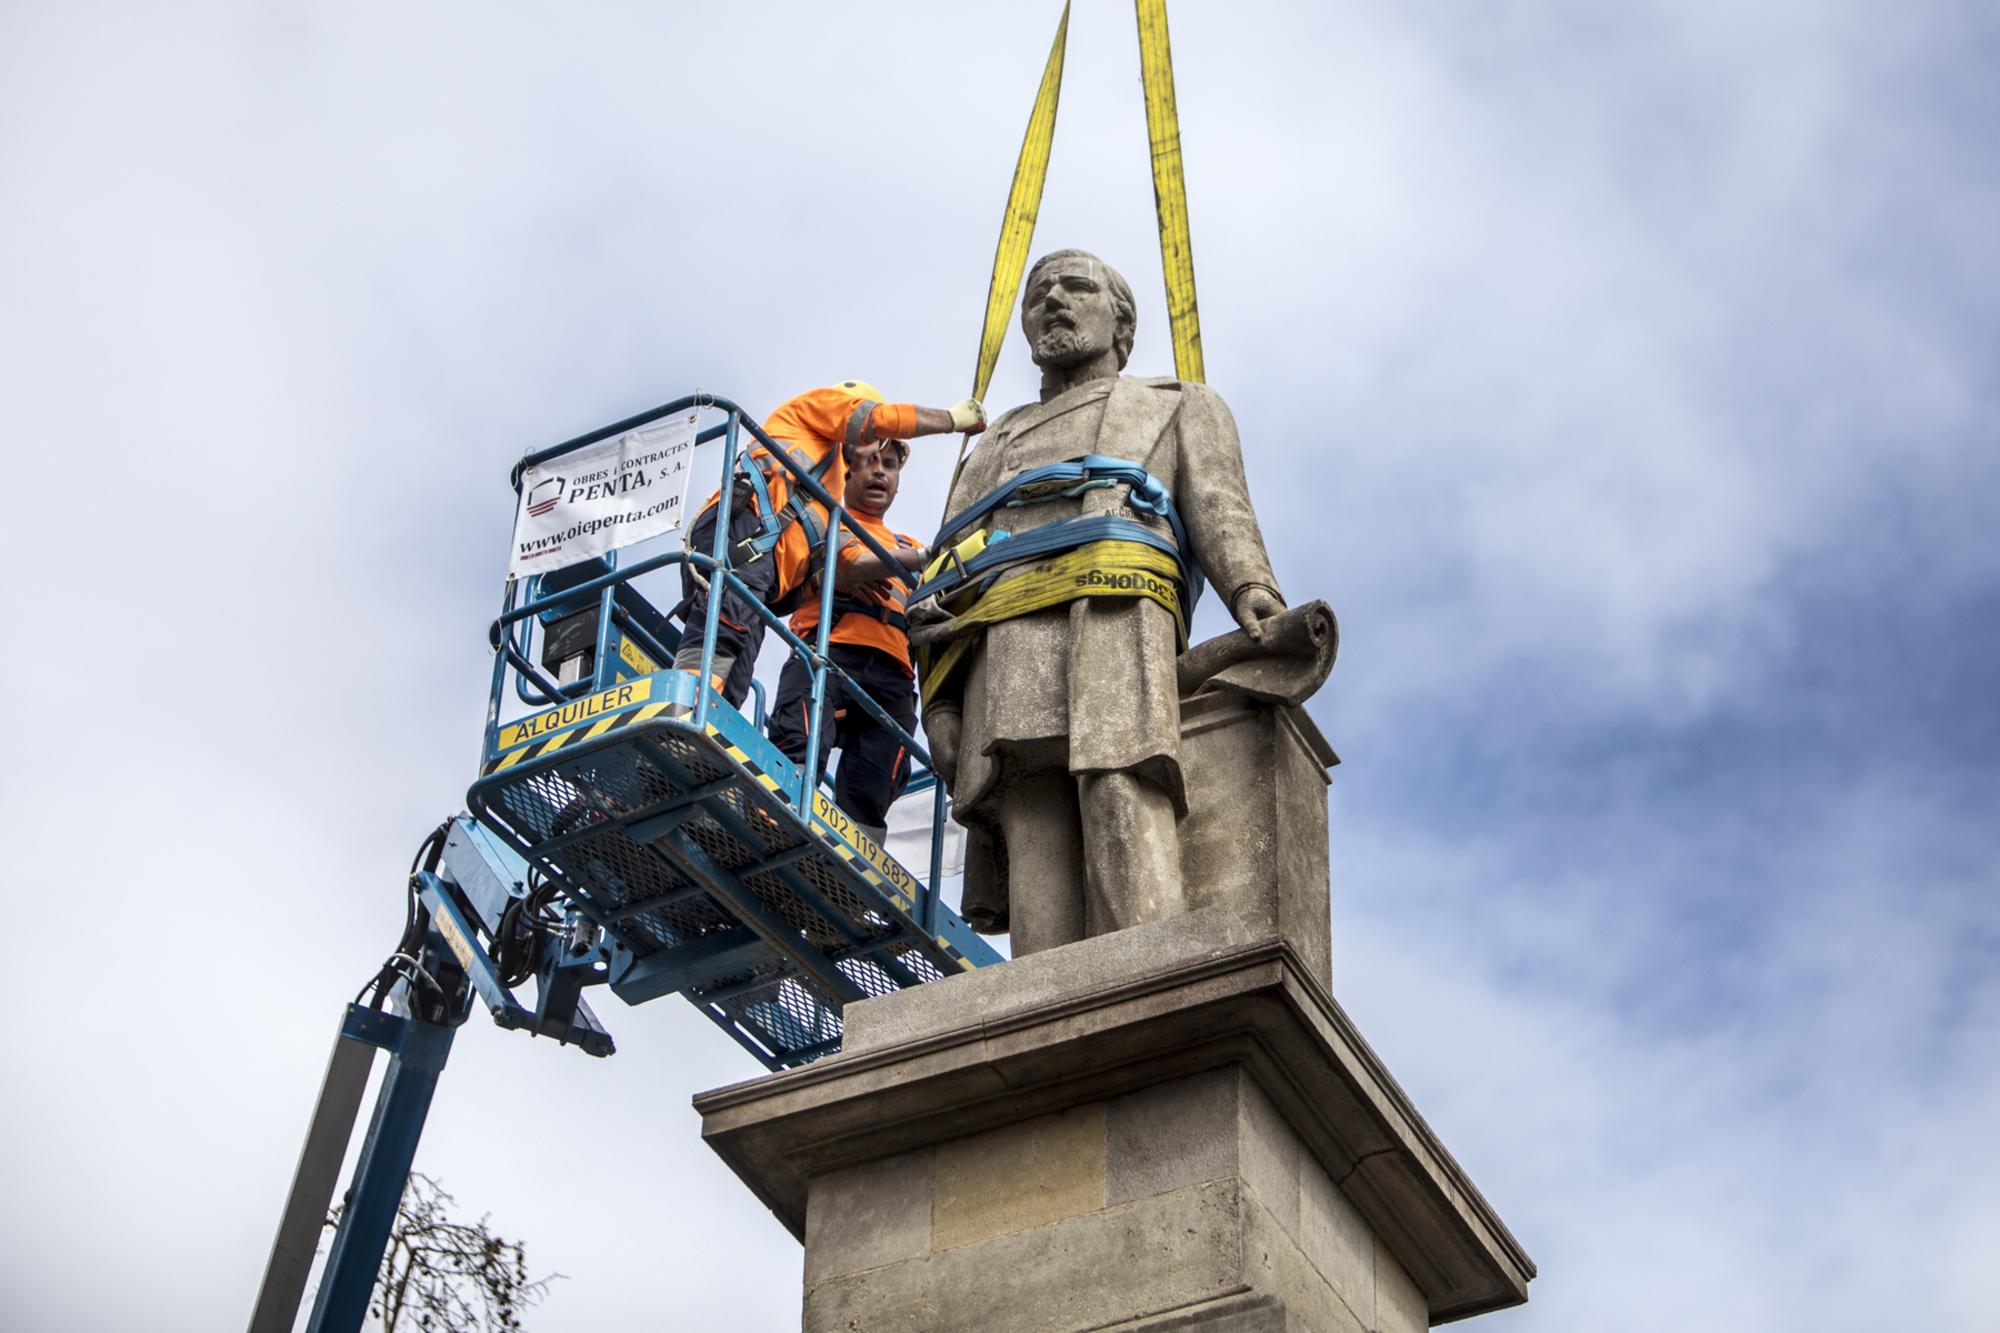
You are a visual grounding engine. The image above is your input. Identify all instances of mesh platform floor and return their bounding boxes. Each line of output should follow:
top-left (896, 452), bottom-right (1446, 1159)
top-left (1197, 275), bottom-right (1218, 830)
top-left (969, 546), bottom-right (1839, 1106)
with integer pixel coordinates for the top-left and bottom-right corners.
top-left (470, 714), bottom-right (954, 1068)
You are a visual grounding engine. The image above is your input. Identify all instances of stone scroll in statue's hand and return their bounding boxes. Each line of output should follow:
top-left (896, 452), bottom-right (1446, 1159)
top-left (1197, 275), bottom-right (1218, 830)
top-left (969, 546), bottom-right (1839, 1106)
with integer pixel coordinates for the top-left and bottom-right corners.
top-left (905, 597), bottom-right (954, 650)
top-left (1175, 599), bottom-right (1339, 708)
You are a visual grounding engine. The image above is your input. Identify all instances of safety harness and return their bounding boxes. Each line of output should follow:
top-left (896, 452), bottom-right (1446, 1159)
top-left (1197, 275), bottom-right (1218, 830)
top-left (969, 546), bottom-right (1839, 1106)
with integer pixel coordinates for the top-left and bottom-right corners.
top-left (679, 435), bottom-right (841, 621)
top-left (911, 455), bottom-right (1199, 705)
top-left (831, 599), bottom-right (909, 631)
top-left (736, 438), bottom-right (840, 559)
top-left (823, 534), bottom-right (922, 635)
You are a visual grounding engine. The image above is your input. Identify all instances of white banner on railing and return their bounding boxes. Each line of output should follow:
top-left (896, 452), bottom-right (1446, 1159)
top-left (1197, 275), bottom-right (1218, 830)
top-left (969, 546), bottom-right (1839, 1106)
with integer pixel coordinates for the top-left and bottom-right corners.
top-left (508, 414), bottom-right (698, 577)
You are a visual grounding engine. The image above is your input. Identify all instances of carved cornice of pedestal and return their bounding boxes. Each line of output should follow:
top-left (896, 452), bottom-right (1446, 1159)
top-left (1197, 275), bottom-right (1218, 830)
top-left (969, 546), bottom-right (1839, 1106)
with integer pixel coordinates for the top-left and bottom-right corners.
top-left (695, 913), bottom-right (1535, 1323)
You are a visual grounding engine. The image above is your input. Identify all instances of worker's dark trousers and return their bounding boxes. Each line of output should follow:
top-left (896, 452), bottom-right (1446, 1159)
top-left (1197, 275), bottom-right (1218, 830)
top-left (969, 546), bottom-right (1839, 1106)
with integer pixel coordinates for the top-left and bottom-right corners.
top-left (767, 644), bottom-right (916, 830)
top-left (674, 493), bottom-right (779, 709)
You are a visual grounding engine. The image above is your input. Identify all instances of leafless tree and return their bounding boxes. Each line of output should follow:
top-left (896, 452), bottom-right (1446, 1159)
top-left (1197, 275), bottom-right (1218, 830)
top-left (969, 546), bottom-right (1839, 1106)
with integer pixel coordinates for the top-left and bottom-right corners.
top-left (323, 1173), bottom-right (560, 1332)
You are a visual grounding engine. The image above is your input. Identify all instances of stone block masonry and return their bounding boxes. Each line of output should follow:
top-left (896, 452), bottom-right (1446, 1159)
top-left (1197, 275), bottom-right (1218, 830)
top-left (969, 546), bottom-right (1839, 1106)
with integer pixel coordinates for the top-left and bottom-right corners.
top-left (798, 1069), bottom-right (1430, 1332)
top-left (696, 910), bottom-right (1533, 1330)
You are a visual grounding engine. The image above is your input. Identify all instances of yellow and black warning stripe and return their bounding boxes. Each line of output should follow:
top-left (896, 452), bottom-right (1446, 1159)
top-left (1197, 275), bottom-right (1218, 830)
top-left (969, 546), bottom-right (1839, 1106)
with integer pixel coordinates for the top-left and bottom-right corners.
top-left (496, 697), bottom-right (909, 907)
top-left (482, 700), bottom-right (672, 776)
top-left (684, 723), bottom-right (954, 953)
top-left (697, 722), bottom-right (912, 910)
top-left (487, 695), bottom-right (975, 969)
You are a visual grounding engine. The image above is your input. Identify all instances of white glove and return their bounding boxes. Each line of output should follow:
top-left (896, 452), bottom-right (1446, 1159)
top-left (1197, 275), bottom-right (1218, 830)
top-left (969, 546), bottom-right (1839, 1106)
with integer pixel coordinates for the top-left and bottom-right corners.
top-left (949, 398), bottom-right (987, 433)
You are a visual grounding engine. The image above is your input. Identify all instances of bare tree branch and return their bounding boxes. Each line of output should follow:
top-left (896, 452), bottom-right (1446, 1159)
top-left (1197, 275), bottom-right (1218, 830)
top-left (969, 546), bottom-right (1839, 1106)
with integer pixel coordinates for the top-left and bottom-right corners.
top-left (323, 1173), bottom-right (562, 1332)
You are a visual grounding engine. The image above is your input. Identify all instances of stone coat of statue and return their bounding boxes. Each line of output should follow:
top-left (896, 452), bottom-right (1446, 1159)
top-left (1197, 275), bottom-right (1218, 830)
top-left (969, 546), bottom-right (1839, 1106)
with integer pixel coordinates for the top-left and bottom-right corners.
top-left (919, 249), bottom-right (1286, 955)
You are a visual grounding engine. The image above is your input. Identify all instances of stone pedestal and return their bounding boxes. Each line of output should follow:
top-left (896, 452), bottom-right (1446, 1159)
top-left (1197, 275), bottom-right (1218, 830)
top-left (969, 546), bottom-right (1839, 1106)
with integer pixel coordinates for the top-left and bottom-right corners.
top-left (695, 910), bottom-right (1533, 1331)
top-left (1178, 694), bottom-right (1338, 991)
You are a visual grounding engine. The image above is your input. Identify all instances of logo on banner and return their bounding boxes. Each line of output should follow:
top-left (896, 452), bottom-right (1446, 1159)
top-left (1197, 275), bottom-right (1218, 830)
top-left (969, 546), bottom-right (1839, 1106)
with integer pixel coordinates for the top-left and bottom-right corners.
top-left (508, 414), bottom-right (698, 578)
top-left (525, 476), bottom-right (565, 518)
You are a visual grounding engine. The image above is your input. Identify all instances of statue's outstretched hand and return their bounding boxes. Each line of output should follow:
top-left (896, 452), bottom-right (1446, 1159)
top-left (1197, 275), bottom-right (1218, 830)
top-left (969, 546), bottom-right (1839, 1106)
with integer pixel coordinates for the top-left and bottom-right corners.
top-left (1231, 584), bottom-right (1287, 644)
top-left (925, 707), bottom-right (962, 791)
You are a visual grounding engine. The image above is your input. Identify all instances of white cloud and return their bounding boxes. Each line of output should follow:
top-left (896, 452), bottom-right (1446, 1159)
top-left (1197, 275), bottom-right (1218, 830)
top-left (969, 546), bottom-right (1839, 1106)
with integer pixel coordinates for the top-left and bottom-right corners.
top-left (2, 2), bottom-right (1994, 1329)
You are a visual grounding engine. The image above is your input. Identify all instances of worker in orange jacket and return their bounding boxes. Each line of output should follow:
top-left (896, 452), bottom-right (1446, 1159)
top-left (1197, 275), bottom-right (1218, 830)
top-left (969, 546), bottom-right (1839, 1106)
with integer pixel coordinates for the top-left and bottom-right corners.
top-left (672, 380), bottom-right (982, 706)
top-left (765, 438), bottom-right (929, 845)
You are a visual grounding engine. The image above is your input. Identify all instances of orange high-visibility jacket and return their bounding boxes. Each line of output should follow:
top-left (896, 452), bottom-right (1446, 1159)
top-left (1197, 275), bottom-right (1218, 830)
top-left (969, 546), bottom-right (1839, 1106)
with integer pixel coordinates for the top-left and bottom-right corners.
top-left (697, 387), bottom-right (921, 526)
top-left (777, 509), bottom-right (922, 675)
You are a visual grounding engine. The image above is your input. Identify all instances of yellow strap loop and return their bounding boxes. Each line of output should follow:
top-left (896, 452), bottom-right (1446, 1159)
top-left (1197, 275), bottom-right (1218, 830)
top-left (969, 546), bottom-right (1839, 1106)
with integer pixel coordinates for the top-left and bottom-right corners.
top-left (1136, 0), bottom-right (1203, 384)
top-left (917, 538), bottom-right (1187, 705)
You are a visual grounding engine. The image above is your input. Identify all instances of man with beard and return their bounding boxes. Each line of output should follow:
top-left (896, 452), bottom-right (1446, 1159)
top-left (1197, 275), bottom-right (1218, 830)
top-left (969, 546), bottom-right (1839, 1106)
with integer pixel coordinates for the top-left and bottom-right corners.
top-left (916, 248), bottom-right (1286, 956)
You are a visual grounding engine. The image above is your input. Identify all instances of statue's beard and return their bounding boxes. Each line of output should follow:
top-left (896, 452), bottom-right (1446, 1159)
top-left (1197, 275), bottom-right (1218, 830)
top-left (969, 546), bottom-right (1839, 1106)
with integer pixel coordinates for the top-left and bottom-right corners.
top-left (1033, 325), bottom-right (1103, 368)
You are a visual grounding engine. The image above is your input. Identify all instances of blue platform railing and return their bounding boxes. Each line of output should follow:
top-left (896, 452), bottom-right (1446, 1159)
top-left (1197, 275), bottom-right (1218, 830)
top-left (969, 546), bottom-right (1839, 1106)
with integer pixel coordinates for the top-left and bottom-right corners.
top-left (484, 392), bottom-right (956, 926)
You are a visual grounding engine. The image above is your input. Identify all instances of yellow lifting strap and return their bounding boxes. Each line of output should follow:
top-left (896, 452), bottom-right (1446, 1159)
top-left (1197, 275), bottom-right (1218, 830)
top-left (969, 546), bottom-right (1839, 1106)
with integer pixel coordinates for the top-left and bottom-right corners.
top-left (1136, 0), bottom-right (1203, 384)
top-left (947, 3), bottom-right (1071, 508)
top-left (973, 2), bottom-right (1070, 408)
top-left (917, 538), bottom-right (1188, 706)
top-left (942, 0), bottom-right (1206, 509)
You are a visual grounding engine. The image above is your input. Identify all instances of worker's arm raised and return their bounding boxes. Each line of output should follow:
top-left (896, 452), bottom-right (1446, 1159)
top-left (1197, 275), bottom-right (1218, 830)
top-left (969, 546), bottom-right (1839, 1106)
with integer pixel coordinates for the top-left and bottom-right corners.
top-left (767, 388), bottom-right (986, 454)
top-left (921, 399), bottom-right (988, 436)
top-left (874, 400), bottom-right (986, 439)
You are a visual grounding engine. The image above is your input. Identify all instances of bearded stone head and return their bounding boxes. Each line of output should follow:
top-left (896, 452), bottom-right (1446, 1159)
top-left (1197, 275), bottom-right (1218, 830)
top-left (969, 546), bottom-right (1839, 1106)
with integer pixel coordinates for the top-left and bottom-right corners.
top-left (1020, 249), bottom-right (1137, 372)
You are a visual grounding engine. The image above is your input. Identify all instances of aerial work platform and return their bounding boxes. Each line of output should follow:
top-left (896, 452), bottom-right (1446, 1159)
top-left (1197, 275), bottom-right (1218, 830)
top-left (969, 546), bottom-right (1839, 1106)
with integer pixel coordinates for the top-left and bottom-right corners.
top-left (459, 391), bottom-right (999, 1070)
top-left (252, 390), bottom-right (1000, 1333)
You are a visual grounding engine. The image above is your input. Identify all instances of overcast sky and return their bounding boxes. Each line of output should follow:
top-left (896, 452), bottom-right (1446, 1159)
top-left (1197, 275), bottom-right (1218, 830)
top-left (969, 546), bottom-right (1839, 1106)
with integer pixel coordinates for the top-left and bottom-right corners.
top-left (3, 2), bottom-right (1996, 1330)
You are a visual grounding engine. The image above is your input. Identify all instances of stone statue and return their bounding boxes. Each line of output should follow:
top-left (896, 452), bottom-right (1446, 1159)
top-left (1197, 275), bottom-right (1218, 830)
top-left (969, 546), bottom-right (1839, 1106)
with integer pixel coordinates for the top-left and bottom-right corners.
top-left (917, 249), bottom-right (1286, 955)
top-left (700, 257), bottom-right (1516, 1333)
